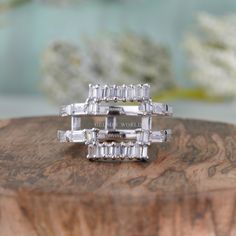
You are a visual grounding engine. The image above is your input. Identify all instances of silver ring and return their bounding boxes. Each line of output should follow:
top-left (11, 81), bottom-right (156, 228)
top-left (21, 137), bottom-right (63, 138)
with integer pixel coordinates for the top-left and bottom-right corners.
top-left (58, 84), bottom-right (173, 161)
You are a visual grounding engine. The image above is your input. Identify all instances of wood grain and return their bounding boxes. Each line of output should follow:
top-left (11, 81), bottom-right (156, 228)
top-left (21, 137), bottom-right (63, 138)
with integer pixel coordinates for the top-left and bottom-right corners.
top-left (0, 116), bottom-right (236, 236)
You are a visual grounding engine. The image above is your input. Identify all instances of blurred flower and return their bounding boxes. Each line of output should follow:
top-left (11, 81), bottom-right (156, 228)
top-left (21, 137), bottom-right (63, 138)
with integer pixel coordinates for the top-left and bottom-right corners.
top-left (185, 13), bottom-right (236, 99)
top-left (38, 0), bottom-right (136, 5)
top-left (0, 0), bottom-right (31, 12)
top-left (41, 32), bottom-right (175, 104)
top-left (38, 0), bottom-right (82, 6)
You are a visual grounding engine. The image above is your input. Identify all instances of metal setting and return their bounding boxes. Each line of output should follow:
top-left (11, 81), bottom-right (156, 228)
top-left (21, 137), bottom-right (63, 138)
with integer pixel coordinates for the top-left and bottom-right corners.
top-left (58, 129), bottom-right (172, 144)
top-left (60, 102), bottom-right (173, 117)
top-left (58, 84), bottom-right (173, 161)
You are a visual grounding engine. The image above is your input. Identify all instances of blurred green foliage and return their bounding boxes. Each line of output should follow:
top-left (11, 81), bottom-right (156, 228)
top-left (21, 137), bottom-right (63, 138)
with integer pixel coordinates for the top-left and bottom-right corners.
top-left (153, 87), bottom-right (223, 102)
top-left (0, 0), bottom-right (31, 12)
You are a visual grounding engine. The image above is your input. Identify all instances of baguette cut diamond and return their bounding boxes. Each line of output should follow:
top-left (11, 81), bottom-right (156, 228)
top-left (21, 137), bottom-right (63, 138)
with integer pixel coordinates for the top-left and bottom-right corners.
top-left (137, 130), bottom-right (150, 144)
top-left (87, 102), bottom-right (99, 114)
top-left (92, 85), bottom-right (101, 99)
top-left (134, 84), bottom-right (142, 99)
top-left (142, 84), bottom-right (150, 98)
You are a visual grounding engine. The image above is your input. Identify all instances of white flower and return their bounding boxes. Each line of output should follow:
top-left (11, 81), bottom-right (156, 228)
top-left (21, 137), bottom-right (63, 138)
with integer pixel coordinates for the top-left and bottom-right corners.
top-left (42, 33), bottom-right (175, 104)
top-left (185, 13), bottom-right (236, 98)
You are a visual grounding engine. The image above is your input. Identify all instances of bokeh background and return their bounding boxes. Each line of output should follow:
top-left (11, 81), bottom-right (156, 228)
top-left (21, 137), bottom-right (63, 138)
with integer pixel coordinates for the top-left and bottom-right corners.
top-left (0, 0), bottom-right (236, 123)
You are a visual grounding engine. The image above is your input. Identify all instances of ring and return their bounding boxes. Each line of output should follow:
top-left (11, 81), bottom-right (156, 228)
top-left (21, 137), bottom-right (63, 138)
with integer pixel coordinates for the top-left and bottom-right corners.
top-left (58, 84), bottom-right (173, 161)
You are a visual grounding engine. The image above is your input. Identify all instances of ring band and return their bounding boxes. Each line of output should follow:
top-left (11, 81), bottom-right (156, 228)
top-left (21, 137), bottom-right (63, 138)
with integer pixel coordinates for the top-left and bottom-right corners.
top-left (88, 84), bottom-right (150, 102)
top-left (60, 102), bottom-right (173, 117)
top-left (58, 129), bottom-right (171, 144)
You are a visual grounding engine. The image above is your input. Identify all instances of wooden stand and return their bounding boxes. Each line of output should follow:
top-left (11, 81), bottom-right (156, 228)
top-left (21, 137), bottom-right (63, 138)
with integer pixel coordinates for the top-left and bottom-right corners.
top-left (0, 116), bottom-right (236, 236)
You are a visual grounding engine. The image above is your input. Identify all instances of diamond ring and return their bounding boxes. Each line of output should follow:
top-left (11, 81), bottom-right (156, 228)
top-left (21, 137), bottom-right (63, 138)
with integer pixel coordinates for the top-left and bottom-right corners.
top-left (58, 84), bottom-right (173, 161)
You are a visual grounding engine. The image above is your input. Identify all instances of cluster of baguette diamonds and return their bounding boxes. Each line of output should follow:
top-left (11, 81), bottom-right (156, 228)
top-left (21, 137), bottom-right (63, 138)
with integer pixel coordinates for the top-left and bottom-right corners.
top-left (88, 84), bottom-right (150, 102)
top-left (58, 84), bottom-right (173, 161)
top-left (87, 142), bottom-right (148, 161)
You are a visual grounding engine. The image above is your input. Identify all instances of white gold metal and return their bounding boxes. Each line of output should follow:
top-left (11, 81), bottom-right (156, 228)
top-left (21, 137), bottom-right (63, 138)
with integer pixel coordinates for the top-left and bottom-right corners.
top-left (60, 102), bottom-right (173, 117)
top-left (58, 129), bottom-right (171, 144)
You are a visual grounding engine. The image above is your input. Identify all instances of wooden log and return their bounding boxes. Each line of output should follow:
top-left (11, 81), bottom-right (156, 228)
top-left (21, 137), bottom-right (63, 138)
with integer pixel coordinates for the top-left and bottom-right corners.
top-left (0, 116), bottom-right (236, 236)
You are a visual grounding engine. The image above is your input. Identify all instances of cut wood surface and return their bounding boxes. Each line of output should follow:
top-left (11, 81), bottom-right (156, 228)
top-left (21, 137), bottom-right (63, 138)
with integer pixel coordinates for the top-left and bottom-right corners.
top-left (0, 116), bottom-right (236, 236)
